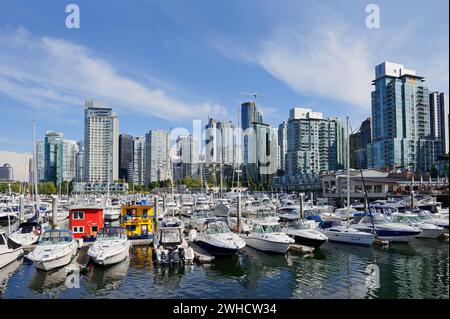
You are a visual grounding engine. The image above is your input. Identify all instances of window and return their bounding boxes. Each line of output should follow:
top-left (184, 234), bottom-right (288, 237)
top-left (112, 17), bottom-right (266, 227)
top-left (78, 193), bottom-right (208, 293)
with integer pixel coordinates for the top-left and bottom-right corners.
top-left (253, 224), bottom-right (263, 233)
top-left (72, 211), bottom-right (84, 220)
top-left (73, 226), bottom-right (84, 233)
top-left (374, 185), bottom-right (382, 193)
top-left (91, 226), bottom-right (98, 232)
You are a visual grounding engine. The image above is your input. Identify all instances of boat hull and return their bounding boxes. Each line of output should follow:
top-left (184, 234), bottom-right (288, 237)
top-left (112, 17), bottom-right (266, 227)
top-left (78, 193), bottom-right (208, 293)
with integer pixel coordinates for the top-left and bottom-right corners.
top-left (0, 248), bottom-right (23, 269)
top-left (32, 251), bottom-right (75, 271)
top-left (195, 240), bottom-right (240, 256)
top-left (89, 242), bottom-right (130, 266)
top-left (243, 237), bottom-right (291, 254)
top-left (416, 228), bottom-right (443, 239)
top-left (324, 231), bottom-right (374, 247)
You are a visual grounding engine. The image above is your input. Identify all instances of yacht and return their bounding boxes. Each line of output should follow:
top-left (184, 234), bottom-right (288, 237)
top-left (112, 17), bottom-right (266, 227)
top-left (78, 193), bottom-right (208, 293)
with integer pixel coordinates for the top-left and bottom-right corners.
top-left (189, 220), bottom-right (246, 256)
top-left (351, 213), bottom-right (421, 243)
top-left (188, 210), bottom-right (217, 231)
top-left (103, 206), bottom-right (121, 221)
top-left (153, 217), bottom-right (194, 264)
top-left (390, 213), bottom-right (444, 239)
top-left (88, 226), bottom-right (130, 266)
top-left (413, 210), bottom-right (448, 231)
top-left (9, 221), bottom-right (50, 246)
top-left (279, 215), bottom-right (328, 248)
top-left (27, 229), bottom-right (78, 271)
top-left (318, 220), bottom-right (375, 247)
top-left (0, 231), bottom-right (23, 269)
top-left (0, 206), bottom-right (18, 225)
top-left (242, 219), bottom-right (294, 253)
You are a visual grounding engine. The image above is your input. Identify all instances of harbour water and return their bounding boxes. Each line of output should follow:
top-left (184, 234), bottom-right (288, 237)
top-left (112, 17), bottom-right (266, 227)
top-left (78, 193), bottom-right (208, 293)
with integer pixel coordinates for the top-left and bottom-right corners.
top-left (1, 238), bottom-right (448, 299)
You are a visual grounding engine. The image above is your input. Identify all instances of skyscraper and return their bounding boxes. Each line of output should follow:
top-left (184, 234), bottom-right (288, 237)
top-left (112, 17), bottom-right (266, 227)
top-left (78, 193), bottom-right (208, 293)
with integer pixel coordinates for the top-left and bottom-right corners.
top-left (278, 121), bottom-right (288, 172)
top-left (36, 140), bottom-right (45, 182)
top-left (119, 134), bottom-right (134, 182)
top-left (367, 62), bottom-right (440, 172)
top-left (285, 108), bottom-right (344, 183)
top-left (205, 118), bottom-right (220, 163)
top-left (44, 131), bottom-right (63, 185)
top-left (83, 100), bottom-right (119, 183)
top-left (62, 139), bottom-right (79, 182)
top-left (430, 92), bottom-right (449, 155)
top-left (131, 136), bottom-right (145, 185)
top-left (217, 121), bottom-right (235, 165)
top-left (144, 129), bottom-right (171, 184)
top-left (176, 134), bottom-right (200, 179)
top-left (241, 101), bottom-right (263, 166)
top-left (75, 141), bottom-right (84, 182)
top-left (349, 118), bottom-right (371, 169)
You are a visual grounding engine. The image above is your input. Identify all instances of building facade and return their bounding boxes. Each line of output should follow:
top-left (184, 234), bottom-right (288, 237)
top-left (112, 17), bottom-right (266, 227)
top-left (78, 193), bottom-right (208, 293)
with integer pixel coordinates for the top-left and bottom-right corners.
top-left (83, 100), bottom-right (119, 183)
top-left (285, 108), bottom-right (344, 186)
top-left (131, 136), bottom-right (145, 185)
top-left (429, 91), bottom-right (449, 156)
top-left (349, 118), bottom-right (371, 169)
top-left (144, 129), bottom-right (171, 184)
top-left (62, 139), bottom-right (79, 182)
top-left (44, 131), bottom-right (64, 185)
top-left (0, 163), bottom-right (13, 181)
top-left (368, 62), bottom-right (441, 172)
top-left (119, 134), bottom-right (134, 182)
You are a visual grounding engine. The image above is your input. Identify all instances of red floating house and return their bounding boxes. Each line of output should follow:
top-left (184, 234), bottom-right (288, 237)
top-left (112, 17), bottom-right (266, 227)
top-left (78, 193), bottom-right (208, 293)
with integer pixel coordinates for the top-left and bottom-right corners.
top-left (69, 206), bottom-right (104, 241)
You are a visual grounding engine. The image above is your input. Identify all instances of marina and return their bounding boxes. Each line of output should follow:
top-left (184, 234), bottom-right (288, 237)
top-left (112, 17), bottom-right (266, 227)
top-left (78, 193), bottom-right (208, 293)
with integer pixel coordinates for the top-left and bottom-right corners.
top-left (0, 191), bottom-right (448, 299)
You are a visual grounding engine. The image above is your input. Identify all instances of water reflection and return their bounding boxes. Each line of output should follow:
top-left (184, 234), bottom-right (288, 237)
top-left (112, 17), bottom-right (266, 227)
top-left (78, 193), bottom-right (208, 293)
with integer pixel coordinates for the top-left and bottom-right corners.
top-left (0, 258), bottom-right (22, 296)
top-left (28, 267), bottom-right (69, 295)
top-left (130, 246), bottom-right (153, 271)
top-left (86, 257), bottom-right (130, 293)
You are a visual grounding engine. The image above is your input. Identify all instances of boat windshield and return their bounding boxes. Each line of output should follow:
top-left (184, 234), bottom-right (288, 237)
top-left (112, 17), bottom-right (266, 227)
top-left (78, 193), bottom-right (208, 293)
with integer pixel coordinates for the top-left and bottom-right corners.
top-left (289, 220), bottom-right (309, 230)
top-left (407, 216), bottom-right (422, 223)
top-left (392, 215), bottom-right (412, 224)
top-left (362, 215), bottom-right (387, 224)
top-left (39, 230), bottom-right (72, 244)
top-left (97, 227), bottom-right (126, 239)
top-left (261, 224), bottom-right (282, 233)
top-left (160, 228), bottom-right (181, 244)
top-left (205, 222), bottom-right (230, 234)
top-left (418, 211), bottom-right (432, 220)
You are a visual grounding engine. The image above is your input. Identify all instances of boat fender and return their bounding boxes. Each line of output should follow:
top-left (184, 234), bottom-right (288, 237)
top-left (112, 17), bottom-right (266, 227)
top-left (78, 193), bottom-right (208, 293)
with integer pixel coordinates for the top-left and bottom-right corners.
top-left (34, 228), bottom-right (41, 235)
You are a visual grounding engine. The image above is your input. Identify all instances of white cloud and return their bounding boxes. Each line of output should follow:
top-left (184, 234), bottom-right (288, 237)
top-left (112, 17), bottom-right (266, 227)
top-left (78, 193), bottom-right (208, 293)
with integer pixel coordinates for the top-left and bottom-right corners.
top-left (0, 28), bottom-right (227, 121)
top-left (256, 27), bottom-right (373, 109)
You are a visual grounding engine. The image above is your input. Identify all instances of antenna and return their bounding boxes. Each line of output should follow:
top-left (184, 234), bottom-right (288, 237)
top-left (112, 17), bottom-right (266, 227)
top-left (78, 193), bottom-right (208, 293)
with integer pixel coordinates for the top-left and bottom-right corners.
top-left (240, 91), bottom-right (264, 104)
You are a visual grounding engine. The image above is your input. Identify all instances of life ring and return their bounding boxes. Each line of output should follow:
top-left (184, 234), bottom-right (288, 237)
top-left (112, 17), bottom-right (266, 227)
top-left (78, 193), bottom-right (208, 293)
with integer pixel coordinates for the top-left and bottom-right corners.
top-left (33, 228), bottom-right (41, 235)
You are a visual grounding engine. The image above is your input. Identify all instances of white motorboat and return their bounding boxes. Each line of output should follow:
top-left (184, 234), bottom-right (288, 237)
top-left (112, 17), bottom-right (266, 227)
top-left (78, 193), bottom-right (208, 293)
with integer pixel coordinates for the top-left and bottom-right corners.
top-left (242, 219), bottom-right (294, 253)
top-left (0, 231), bottom-right (23, 269)
top-left (391, 213), bottom-right (444, 239)
top-left (279, 215), bottom-right (328, 248)
top-left (103, 206), bottom-right (121, 221)
top-left (414, 210), bottom-right (449, 231)
top-left (188, 210), bottom-right (217, 231)
top-left (27, 229), bottom-right (78, 271)
top-left (318, 220), bottom-right (375, 247)
top-left (153, 217), bottom-right (194, 264)
top-left (88, 226), bottom-right (130, 266)
top-left (351, 213), bottom-right (422, 243)
top-left (9, 221), bottom-right (49, 246)
top-left (0, 206), bottom-right (18, 225)
top-left (189, 220), bottom-right (246, 256)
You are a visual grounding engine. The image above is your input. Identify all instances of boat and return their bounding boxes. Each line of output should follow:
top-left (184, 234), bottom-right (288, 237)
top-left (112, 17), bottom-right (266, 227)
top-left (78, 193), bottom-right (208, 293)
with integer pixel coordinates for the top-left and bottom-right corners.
top-left (188, 210), bottom-right (217, 232)
top-left (27, 229), bottom-right (78, 271)
top-left (279, 215), bottom-right (328, 248)
top-left (0, 231), bottom-right (23, 269)
top-left (8, 221), bottom-right (49, 246)
top-left (390, 213), bottom-right (444, 239)
top-left (318, 220), bottom-right (375, 247)
top-left (242, 219), bottom-right (294, 253)
top-left (189, 220), bottom-right (246, 256)
top-left (0, 205), bottom-right (18, 225)
top-left (412, 209), bottom-right (448, 231)
top-left (88, 226), bottom-right (130, 266)
top-left (153, 217), bottom-right (194, 264)
top-left (103, 206), bottom-right (120, 221)
top-left (351, 213), bottom-right (422, 243)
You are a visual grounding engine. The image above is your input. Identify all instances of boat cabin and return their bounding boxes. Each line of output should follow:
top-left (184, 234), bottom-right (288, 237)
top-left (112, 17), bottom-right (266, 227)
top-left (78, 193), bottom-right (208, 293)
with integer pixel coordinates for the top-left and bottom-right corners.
top-left (69, 206), bottom-right (104, 240)
top-left (120, 204), bottom-right (155, 239)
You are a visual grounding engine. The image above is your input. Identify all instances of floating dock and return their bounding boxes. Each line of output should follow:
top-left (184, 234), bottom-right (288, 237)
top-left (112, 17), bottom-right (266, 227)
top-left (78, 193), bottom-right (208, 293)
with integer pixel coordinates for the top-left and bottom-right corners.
top-left (189, 242), bottom-right (215, 263)
top-left (289, 244), bottom-right (315, 254)
top-left (65, 245), bottom-right (90, 273)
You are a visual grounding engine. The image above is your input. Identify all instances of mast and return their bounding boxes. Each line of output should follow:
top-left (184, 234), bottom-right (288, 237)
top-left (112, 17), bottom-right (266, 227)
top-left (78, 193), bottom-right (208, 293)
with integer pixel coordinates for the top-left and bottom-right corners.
top-left (346, 116), bottom-right (350, 210)
top-left (32, 120), bottom-right (39, 202)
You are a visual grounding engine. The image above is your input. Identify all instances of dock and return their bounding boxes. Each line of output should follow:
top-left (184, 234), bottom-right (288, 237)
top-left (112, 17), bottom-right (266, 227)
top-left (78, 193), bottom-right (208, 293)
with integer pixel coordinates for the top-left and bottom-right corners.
top-left (289, 244), bottom-right (315, 254)
top-left (65, 245), bottom-right (90, 273)
top-left (189, 242), bottom-right (215, 263)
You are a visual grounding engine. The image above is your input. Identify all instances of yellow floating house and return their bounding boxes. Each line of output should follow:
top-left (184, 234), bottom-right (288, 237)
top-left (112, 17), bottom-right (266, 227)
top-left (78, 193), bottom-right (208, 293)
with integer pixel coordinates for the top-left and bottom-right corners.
top-left (120, 203), bottom-right (155, 239)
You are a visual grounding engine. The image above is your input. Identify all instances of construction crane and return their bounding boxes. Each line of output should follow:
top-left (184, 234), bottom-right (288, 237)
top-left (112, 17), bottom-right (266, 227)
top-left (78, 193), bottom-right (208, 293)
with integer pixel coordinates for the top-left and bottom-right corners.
top-left (241, 91), bottom-right (264, 104)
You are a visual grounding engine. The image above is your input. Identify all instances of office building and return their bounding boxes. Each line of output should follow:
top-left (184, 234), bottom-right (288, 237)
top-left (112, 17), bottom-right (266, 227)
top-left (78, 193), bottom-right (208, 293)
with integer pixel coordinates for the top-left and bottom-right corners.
top-left (144, 129), bottom-right (171, 184)
top-left (430, 91), bottom-right (449, 155)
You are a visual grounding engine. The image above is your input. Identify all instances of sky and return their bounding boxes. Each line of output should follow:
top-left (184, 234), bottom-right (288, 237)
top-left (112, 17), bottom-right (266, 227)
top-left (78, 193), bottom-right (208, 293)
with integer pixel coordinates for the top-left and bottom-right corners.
top-left (0, 0), bottom-right (448, 154)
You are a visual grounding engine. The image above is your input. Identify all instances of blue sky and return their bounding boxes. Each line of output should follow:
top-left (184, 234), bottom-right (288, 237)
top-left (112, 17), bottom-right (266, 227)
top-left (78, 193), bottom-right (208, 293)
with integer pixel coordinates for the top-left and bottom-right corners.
top-left (0, 0), bottom-right (448, 153)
